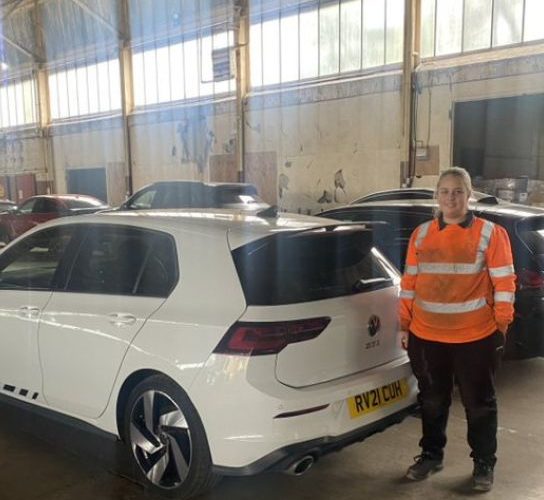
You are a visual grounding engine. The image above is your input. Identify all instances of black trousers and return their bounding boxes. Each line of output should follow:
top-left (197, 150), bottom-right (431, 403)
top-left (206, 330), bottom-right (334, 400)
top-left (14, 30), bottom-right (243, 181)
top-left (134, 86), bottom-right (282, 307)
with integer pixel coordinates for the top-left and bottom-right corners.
top-left (407, 331), bottom-right (504, 466)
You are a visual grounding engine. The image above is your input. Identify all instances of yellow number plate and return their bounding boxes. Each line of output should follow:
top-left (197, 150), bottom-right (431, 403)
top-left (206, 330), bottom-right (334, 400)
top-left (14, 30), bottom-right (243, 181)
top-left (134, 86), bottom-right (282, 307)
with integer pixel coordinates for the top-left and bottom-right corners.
top-left (347, 378), bottom-right (409, 419)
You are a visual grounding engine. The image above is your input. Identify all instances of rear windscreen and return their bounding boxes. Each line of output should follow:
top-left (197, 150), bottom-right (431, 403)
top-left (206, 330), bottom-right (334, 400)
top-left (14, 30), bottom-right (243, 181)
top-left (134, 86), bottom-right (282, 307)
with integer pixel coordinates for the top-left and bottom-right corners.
top-left (232, 227), bottom-right (398, 305)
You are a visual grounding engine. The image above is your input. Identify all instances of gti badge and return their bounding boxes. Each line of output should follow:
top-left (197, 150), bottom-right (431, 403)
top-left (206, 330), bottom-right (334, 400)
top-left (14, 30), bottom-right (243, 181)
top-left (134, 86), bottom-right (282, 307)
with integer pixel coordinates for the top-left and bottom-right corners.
top-left (367, 315), bottom-right (381, 337)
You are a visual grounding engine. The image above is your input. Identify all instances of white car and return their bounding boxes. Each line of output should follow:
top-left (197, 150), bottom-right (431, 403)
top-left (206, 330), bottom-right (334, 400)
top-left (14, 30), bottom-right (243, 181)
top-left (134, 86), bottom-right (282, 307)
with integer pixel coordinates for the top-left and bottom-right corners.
top-left (0, 209), bottom-right (416, 498)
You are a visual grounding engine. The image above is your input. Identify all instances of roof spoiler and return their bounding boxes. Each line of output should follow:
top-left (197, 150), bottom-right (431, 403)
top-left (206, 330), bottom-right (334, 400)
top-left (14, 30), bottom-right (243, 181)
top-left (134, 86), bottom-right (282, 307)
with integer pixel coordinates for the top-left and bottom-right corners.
top-left (256, 205), bottom-right (279, 218)
top-left (476, 195), bottom-right (499, 205)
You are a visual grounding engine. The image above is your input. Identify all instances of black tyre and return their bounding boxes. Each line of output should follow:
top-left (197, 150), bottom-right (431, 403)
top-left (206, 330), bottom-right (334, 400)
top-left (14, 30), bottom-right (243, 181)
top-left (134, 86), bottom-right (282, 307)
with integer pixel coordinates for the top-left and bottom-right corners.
top-left (124, 375), bottom-right (220, 499)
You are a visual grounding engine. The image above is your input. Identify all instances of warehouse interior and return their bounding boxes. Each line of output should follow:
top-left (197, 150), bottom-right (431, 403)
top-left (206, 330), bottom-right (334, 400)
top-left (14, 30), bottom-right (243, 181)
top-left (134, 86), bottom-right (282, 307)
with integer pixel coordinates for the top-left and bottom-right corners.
top-left (1, 1), bottom-right (544, 499)
top-left (1, 0), bottom-right (544, 212)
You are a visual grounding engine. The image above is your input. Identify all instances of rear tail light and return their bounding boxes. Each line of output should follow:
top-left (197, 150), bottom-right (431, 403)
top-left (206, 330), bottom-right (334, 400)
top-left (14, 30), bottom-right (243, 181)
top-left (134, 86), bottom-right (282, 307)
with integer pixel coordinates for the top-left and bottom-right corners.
top-left (517, 269), bottom-right (544, 290)
top-left (214, 317), bottom-right (331, 356)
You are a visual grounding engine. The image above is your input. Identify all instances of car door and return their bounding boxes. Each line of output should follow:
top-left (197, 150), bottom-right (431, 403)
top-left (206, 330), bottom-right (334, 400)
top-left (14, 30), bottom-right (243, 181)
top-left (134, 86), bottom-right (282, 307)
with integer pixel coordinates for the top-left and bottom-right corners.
top-left (34, 197), bottom-right (66, 223)
top-left (0, 225), bottom-right (75, 401)
top-left (38, 224), bottom-right (178, 418)
top-left (9, 197), bottom-right (39, 238)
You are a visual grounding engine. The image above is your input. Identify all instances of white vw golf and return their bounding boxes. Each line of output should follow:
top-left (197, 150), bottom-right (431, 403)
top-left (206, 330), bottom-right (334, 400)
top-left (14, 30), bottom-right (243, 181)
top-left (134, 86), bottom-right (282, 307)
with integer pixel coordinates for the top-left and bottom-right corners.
top-left (0, 209), bottom-right (416, 498)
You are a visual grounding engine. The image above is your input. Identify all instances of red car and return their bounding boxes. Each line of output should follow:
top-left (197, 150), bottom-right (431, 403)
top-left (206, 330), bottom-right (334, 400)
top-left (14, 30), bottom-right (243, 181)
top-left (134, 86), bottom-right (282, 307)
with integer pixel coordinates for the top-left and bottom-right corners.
top-left (0, 194), bottom-right (109, 244)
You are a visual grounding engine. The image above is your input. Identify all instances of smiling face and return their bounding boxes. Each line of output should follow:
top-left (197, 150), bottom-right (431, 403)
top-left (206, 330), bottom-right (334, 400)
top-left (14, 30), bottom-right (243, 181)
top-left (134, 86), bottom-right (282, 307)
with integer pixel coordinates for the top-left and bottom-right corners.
top-left (436, 174), bottom-right (471, 224)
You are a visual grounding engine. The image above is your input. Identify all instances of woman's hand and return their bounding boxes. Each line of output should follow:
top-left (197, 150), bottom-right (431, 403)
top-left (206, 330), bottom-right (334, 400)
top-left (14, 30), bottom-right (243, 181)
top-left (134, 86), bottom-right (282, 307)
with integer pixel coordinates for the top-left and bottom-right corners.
top-left (400, 330), bottom-right (409, 350)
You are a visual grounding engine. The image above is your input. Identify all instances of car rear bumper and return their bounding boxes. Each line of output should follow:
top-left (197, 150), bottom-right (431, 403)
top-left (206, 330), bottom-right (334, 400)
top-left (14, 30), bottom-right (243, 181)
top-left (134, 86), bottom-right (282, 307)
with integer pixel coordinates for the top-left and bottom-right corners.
top-left (189, 354), bottom-right (417, 469)
top-left (212, 402), bottom-right (418, 476)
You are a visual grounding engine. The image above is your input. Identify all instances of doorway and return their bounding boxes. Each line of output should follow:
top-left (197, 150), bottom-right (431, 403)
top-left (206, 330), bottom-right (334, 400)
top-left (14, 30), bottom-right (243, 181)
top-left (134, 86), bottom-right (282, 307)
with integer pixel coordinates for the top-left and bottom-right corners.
top-left (66, 167), bottom-right (108, 203)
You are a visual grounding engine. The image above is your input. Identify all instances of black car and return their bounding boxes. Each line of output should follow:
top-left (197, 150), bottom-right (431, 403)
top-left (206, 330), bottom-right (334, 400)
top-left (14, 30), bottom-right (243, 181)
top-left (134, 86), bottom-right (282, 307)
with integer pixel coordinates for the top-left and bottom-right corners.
top-left (119, 180), bottom-right (268, 211)
top-left (350, 188), bottom-right (500, 205)
top-left (320, 199), bottom-right (544, 358)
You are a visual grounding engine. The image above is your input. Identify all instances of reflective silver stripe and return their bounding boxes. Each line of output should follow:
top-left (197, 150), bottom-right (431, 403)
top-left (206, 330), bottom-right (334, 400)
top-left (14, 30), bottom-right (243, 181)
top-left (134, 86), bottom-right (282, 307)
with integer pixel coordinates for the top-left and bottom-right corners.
top-left (478, 220), bottom-right (494, 253)
top-left (489, 265), bottom-right (515, 278)
top-left (494, 291), bottom-right (515, 303)
top-left (418, 258), bottom-right (485, 275)
top-left (405, 265), bottom-right (418, 275)
top-left (416, 220), bottom-right (495, 275)
top-left (416, 297), bottom-right (487, 314)
top-left (415, 221), bottom-right (432, 249)
top-left (400, 290), bottom-right (415, 299)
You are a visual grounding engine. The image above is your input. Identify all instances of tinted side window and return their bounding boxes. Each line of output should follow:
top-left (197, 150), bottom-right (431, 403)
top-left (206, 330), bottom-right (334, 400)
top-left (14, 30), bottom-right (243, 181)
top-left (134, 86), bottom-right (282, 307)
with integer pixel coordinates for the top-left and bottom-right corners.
top-left (136, 233), bottom-right (178, 296)
top-left (516, 217), bottom-right (544, 255)
top-left (35, 198), bottom-right (61, 214)
top-left (154, 184), bottom-right (205, 208)
top-left (18, 199), bottom-right (37, 214)
top-left (65, 226), bottom-right (178, 297)
top-left (155, 184), bottom-right (193, 208)
top-left (0, 226), bottom-right (75, 290)
top-left (128, 188), bottom-right (157, 209)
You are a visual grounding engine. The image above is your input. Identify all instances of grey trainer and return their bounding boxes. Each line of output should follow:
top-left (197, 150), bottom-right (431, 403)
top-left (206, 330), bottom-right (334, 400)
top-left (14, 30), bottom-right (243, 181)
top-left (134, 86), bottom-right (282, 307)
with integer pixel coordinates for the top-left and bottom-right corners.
top-left (405, 453), bottom-right (444, 481)
top-left (472, 460), bottom-right (494, 491)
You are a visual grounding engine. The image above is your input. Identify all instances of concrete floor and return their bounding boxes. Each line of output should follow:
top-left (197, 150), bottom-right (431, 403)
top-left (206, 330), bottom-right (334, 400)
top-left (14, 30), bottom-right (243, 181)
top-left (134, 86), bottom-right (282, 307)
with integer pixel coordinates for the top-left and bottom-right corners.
top-left (1, 358), bottom-right (543, 500)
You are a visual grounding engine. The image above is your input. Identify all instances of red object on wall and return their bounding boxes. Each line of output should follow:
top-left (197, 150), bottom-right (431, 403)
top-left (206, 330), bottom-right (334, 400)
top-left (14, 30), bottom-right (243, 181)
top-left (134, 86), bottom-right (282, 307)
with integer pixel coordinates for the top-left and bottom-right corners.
top-left (14, 174), bottom-right (37, 202)
top-left (0, 176), bottom-right (9, 200)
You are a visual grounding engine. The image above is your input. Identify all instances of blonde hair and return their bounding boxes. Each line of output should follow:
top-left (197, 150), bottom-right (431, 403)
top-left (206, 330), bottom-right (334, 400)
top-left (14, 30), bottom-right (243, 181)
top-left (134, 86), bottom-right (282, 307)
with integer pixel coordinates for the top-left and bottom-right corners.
top-left (436, 167), bottom-right (472, 196)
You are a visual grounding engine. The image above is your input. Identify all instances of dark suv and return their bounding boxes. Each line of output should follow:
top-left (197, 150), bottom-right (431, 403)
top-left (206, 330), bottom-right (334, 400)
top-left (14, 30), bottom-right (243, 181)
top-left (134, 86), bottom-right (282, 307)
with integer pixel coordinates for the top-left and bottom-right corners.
top-left (119, 180), bottom-right (268, 211)
top-left (320, 199), bottom-right (544, 358)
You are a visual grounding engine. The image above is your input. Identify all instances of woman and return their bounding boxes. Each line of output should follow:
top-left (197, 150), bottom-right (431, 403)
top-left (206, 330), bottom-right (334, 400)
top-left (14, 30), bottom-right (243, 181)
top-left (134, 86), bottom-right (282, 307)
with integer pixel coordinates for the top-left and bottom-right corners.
top-left (399, 167), bottom-right (516, 491)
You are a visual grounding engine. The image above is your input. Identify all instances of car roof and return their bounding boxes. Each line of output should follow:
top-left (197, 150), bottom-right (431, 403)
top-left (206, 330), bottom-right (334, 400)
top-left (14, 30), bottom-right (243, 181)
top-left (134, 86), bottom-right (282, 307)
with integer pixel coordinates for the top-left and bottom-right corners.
top-left (351, 188), bottom-right (500, 204)
top-left (137, 180), bottom-right (256, 189)
top-left (326, 199), bottom-right (544, 219)
top-left (354, 187), bottom-right (433, 197)
top-left (26, 208), bottom-right (345, 249)
top-left (24, 194), bottom-right (106, 203)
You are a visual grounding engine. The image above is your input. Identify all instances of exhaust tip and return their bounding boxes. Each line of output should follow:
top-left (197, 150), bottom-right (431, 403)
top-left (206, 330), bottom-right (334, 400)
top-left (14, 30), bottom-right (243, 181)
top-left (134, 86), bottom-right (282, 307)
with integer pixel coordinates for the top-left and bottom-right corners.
top-left (285, 455), bottom-right (315, 476)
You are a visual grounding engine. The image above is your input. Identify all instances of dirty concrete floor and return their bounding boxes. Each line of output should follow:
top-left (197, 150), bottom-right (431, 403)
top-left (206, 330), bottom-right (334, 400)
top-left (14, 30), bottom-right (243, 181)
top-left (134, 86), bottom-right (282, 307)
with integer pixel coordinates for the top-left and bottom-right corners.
top-left (1, 358), bottom-right (543, 500)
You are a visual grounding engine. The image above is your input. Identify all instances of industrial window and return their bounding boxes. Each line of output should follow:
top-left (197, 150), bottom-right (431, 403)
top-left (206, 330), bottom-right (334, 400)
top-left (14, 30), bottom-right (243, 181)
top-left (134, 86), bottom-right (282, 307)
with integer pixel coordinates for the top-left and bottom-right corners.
top-left (421, 0), bottom-right (544, 58)
top-left (0, 78), bottom-right (37, 129)
top-left (48, 58), bottom-right (122, 120)
top-left (249, 0), bottom-right (404, 88)
top-left (132, 30), bottom-right (235, 107)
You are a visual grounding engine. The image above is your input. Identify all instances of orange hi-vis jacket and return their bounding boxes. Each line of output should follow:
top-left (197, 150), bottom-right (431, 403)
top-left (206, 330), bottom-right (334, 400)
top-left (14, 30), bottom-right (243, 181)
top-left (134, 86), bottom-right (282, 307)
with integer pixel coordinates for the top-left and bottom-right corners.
top-left (399, 213), bottom-right (516, 343)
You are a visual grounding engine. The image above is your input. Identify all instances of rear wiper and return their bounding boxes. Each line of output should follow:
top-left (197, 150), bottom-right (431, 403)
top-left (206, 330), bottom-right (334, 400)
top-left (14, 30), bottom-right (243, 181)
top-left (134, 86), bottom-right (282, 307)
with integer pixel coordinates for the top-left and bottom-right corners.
top-left (353, 277), bottom-right (392, 292)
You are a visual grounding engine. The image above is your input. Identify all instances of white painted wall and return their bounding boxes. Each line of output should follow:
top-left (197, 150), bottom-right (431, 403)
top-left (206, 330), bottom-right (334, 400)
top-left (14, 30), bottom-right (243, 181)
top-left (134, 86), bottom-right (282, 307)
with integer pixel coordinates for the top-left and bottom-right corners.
top-left (0, 135), bottom-right (46, 178)
top-left (129, 104), bottom-right (236, 189)
top-left (245, 74), bottom-right (404, 214)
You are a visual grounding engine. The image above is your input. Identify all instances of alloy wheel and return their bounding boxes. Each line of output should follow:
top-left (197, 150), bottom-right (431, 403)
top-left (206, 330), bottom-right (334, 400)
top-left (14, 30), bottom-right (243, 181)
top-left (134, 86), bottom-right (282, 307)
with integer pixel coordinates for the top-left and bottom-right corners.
top-left (129, 389), bottom-right (192, 489)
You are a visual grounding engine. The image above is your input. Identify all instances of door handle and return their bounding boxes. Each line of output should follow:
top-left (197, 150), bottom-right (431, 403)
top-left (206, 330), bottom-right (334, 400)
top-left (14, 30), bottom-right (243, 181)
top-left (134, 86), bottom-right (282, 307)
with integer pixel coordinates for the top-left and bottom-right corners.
top-left (18, 306), bottom-right (41, 319)
top-left (108, 312), bottom-right (137, 327)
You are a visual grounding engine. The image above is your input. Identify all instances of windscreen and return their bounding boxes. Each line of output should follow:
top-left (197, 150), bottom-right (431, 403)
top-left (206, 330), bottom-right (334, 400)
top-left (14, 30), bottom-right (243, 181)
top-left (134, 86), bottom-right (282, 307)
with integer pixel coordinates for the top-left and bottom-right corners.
top-left (232, 227), bottom-right (397, 306)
